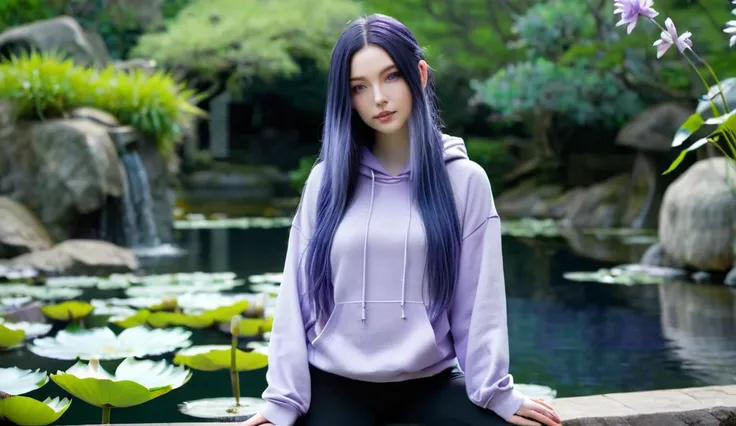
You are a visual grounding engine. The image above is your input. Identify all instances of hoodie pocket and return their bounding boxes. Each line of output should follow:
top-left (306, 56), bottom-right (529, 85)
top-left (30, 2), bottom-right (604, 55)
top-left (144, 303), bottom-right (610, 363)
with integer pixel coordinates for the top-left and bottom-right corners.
top-left (309, 302), bottom-right (445, 380)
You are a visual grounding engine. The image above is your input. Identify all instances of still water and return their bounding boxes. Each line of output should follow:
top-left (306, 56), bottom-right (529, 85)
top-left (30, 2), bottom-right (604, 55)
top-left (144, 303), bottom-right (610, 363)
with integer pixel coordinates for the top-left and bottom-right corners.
top-left (4, 227), bottom-right (736, 425)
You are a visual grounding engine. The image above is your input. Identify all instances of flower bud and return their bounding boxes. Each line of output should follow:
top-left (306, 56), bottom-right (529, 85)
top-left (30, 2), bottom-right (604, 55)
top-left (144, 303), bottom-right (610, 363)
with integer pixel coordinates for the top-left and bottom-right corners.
top-left (230, 314), bottom-right (243, 337)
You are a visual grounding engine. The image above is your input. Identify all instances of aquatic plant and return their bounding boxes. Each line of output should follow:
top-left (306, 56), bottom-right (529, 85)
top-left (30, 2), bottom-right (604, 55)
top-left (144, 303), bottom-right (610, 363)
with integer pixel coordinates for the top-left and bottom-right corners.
top-left (50, 357), bottom-right (191, 424)
top-left (175, 316), bottom-right (269, 419)
top-left (0, 367), bottom-right (71, 426)
top-left (0, 322), bottom-right (25, 350)
top-left (0, 318), bottom-right (52, 340)
top-left (27, 326), bottom-right (192, 360)
top-left (40, 300), bottom-right (94, 324)
top-left (111, 300), bottom-right (250, 329)
top-left (0, 50), bottom-right (205, 154)
top-left (613, 0), bottom-right (736, 173)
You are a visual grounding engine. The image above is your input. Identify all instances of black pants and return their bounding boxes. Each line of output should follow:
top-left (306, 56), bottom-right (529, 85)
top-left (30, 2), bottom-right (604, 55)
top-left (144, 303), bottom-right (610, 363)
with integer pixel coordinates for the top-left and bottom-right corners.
top-left (294, 365), bottom-right (509, 426)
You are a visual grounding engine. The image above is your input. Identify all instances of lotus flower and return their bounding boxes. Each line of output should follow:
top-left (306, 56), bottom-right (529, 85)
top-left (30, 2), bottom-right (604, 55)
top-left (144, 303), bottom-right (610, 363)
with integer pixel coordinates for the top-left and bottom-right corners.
top-left (50, 357), bottom-right (191, 424)
top-left (173, 315), bottom-right (268, 419)
top-left (0, 367), bottom-right (72, 425)
top-left (653, 17), bottom-right (693, 58)
top-left (0, 318), bottom-right (52, 340)
top-left (614, 0), bottom-right (659, 34)
top-left (27, 326), bottom-right (192, 360)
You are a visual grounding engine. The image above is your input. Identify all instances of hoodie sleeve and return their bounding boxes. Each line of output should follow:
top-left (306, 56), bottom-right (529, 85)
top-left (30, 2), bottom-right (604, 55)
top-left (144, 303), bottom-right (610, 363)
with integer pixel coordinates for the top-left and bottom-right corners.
top-left (260, 165), bottom-right (322, 426)
top-left (450, 164), bottom-right (526, 421)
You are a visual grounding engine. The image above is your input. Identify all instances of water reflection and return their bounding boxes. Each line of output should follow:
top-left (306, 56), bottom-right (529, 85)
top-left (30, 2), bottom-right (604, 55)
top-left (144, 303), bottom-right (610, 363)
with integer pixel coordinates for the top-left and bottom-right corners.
top-left (659, 281), bottom-right (736, 385)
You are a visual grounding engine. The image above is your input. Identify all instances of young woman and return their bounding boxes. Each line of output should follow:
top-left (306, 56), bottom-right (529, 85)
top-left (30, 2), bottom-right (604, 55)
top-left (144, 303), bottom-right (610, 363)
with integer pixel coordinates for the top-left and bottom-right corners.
top-left (243, 14), bottom-right (562, 426)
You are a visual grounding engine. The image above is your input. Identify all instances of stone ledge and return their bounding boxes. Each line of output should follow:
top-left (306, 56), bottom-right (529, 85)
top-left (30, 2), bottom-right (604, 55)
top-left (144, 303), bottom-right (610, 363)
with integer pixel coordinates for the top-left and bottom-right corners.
top-left (67, 385), bottom-right (736, 426)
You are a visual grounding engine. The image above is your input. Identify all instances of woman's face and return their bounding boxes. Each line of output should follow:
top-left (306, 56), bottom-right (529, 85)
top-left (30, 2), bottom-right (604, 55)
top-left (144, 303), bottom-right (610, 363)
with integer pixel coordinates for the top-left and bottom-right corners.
top-left (349, 44), bottom-right (417, 136)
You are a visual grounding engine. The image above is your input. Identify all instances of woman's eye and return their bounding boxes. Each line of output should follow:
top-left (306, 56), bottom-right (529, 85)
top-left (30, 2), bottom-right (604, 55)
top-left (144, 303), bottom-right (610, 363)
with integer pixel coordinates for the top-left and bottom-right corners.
top-left (351, 85), bottom-right (366, 93)
top-left (387, 72), bottom-right (401, 81)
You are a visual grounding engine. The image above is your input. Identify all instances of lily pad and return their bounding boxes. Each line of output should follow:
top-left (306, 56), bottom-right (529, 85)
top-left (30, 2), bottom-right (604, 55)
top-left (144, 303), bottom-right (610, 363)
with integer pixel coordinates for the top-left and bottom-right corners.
top-left (174, 216), bottom-right (292, 230)
top-left (41, 300), bottom-right (95, 321)
top-left (28, 326), bottom-right (192, 360)
top-left (179, 397), bottom-right (266, 419)
top-left (111, 301), bottom-right (250, 329)
top-left (563, 264), bottom-right (685, 286)
top-left (50, 357), bottom-right (191, 408)
top-left (173, 346), bottom-right (268, 372)
top-left (501, 219), bottom-right (561, 238)
top-left (0, 318), bottom-right (52, 339)
top-left (0, 323), bottom-right (25, 349)
top-left (0, 396), bottom-right (72, 426)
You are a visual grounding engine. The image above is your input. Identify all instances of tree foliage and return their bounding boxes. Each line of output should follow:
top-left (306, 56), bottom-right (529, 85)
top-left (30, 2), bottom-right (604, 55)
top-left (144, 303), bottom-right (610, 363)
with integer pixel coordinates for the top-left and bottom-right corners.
top-left (130, 0), bottom-right (361, 81)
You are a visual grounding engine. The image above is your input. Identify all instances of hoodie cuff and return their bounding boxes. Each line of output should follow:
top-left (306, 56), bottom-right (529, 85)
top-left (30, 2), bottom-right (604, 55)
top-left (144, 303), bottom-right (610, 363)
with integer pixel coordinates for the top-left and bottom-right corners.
top-left (486, 387), bottom-right (526, 421)
top-left (261, 400), bottom-right (300, 426)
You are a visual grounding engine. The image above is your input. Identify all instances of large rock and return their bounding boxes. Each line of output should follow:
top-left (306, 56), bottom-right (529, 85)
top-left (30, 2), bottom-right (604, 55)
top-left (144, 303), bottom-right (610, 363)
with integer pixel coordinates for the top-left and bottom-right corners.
top-left (8, 240), bottom-right (138, 275)
top-left (0, 118), bottom-right (125, 241)
top-left (0, 197), bottom-right (54, 258)
top-left (616, 103), bottom-right (692, 153)
top-left (659, 157), bottom-right (736, 271)
top-left (0, 16), bottom-right (108, 68)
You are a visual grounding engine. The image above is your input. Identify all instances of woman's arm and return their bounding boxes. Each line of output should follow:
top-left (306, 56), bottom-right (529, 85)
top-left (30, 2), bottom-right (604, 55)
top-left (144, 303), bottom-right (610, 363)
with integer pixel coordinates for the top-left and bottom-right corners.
top-left (259, 164), bottom-right (324, 426)
top-left (449, 163), bottom-right (525, 421)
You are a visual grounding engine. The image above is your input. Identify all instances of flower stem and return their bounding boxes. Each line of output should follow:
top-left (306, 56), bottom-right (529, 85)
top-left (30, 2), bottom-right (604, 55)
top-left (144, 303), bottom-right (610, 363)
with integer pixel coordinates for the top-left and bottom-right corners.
top-left (690, 50), bottom-right (730, 114)
top-left (101, 406), bottom-right (111, 424)
top-left (230, 334), bottom-right (240, 407)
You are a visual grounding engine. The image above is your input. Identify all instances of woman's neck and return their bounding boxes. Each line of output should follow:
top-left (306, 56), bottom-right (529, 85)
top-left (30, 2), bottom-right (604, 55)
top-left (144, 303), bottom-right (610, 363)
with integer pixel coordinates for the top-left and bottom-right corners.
top-left (372, 125), bottom-right (410, 176)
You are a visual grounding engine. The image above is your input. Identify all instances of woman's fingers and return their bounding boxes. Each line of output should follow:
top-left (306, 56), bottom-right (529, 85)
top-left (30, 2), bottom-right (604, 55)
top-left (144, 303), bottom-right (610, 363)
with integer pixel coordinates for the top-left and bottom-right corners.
top-left (519, 406), bottom-right (561, 426)
top-left (530, 399), bottom-right (561, 423)
top-left (508, 414), bottom-right (542, 426)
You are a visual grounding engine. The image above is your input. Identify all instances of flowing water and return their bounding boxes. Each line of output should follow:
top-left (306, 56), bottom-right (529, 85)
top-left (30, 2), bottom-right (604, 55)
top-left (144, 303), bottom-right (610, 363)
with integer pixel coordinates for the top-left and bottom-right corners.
top-left (3, 226), bottom-right (736, 425)
top-left (119, 151), bottom-right (160, 249)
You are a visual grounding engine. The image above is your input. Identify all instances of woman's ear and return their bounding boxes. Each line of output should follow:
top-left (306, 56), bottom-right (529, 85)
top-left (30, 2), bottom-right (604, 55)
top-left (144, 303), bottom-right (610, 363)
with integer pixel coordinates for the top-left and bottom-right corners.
top-left (418, 60), bottom-right (428, 89)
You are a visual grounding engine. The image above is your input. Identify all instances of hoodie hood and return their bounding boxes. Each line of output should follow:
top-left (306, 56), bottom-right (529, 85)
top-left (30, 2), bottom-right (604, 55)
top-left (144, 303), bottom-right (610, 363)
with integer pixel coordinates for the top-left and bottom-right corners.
top-left (358, 133), bottom-right (468, 183)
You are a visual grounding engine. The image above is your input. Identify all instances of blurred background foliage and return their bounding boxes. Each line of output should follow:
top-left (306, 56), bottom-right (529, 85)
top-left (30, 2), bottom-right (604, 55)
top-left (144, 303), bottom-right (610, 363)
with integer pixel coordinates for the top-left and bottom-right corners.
top-left (2, 0), bottom-right (734, 186)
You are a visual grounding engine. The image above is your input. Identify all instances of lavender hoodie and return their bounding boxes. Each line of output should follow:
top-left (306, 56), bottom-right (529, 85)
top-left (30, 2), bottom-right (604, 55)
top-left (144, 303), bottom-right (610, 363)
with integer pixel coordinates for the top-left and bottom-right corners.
top-left (260, 134), bottom-right (525, 425)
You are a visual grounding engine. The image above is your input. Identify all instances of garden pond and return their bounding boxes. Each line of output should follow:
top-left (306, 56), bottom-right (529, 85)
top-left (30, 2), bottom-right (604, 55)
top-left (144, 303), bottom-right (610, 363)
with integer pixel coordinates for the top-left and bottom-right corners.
top-left (1, 215), bottom-right (736, 425)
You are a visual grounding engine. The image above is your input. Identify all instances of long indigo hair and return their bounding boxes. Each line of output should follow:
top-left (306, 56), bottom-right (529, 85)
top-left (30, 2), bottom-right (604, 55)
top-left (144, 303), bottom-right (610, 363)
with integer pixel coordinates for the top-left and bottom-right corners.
top-left (305, 14), bottom-right (462, 324)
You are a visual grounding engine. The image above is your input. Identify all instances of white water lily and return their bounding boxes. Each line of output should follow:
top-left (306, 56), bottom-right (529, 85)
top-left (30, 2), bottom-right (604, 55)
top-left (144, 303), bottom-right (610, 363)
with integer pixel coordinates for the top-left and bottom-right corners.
top-left (95, 293), bottom-right (253, 312)
top-left (124, 280), bottom-right (245, 297)
top-left (174, 216), bottom-right (292, 230)
top-left (50, 357), bottom-right (191, 424)
top-left (0, 367), bottom-right (48, 395)
top-left (0, 367), bottom-right (72, 426)
top-left (88, 300), bottom-right (137, 317)
top-left (0, 296), bottom-right (32, 309)
top-left (0, 318), bottom-right (52, 339)
top-left (0, 284), bottom-right (82, 300)
top-left (28, 326), bottom-right (192, 360)
top-left (248, 272), bottom-right (283, 284)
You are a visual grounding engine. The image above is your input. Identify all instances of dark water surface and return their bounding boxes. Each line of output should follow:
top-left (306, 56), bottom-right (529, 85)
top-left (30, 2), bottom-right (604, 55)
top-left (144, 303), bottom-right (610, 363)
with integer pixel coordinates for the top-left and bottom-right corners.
top-left (4, 227), bottom-right (736, 425)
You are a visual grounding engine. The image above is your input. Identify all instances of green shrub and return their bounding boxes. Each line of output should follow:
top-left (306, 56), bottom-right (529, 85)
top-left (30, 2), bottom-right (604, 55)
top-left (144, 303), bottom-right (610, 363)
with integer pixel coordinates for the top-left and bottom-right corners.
top-left (465, 138), bottom-right (516, 194)
top-left (0, 51), bottom-right (205, 154)
top-left (289, 155), bottom-right (318, 193)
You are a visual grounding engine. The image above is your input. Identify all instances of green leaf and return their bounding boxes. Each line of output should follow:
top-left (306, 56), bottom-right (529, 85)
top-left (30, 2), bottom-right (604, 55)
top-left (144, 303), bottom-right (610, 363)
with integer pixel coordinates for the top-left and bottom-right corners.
top-left (0, 396), bottom-right (71, 426)
top-left (663, 137), bottom-right (711, 175)
top-left (672, 113), bottom-right (705, 147)
top-left (174, 348), bottom-right (268, 372)
top-left (0, 323), bottom-right (25, 348)
top-left (41, 300), bottom-right (94, 321)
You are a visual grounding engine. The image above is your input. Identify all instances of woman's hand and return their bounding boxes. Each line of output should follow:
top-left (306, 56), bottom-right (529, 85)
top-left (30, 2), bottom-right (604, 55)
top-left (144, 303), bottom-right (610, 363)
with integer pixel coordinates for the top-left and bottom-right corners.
top-left (242, 413), bottom-right (274, 426)
top-left (508, 397), bottom-right (562, 426)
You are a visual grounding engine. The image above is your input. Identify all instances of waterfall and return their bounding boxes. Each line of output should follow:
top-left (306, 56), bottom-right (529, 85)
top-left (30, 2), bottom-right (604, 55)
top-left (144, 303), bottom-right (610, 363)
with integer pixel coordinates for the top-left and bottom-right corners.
top-left (110, 127), bottom-right (161, 249)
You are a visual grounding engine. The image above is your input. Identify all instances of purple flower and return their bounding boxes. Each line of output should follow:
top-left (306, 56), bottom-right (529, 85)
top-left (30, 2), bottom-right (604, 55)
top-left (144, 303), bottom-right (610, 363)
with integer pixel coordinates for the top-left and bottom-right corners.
top-left (653, 18), bottom-right (692, 58)
top-left (614, 0), bottom-right (659, 34)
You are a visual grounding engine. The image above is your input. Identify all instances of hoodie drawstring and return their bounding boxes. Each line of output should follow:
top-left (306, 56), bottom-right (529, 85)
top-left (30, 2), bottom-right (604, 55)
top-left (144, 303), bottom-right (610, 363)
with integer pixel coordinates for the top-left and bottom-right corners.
top-left (361, 170), bottom-right (412, 322)
top-left (361, 170), bottom-right (375, 322)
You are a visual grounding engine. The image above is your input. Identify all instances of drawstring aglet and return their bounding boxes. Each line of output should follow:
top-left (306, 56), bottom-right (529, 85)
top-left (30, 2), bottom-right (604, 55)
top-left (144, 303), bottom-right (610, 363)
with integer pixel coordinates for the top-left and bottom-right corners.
top-left (400, 303), bottom-right (406, 320)
top-left (361, 304), bottom-right (366, 322)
